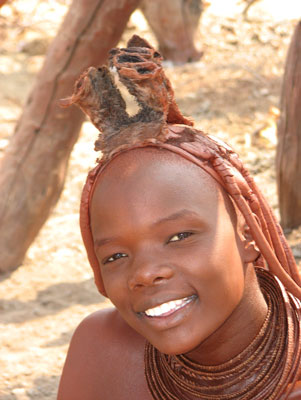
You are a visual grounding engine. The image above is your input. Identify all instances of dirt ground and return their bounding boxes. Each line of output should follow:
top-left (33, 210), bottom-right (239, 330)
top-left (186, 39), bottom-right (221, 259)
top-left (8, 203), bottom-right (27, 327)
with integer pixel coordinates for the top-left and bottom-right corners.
top-left (0, 0), bottom-right (300, 399)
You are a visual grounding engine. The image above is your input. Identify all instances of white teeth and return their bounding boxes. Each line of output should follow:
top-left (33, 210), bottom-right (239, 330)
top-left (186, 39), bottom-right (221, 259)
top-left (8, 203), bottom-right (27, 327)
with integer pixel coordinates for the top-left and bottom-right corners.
top-left (145, 296), bottom-right (193, 317)
top-left (161, 303), bottom-right (169, 313)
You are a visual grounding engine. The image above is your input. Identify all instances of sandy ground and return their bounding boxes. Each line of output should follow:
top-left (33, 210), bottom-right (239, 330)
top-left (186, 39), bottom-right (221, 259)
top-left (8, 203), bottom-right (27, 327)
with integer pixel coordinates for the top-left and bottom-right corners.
top-left (0, 0), bottom-right (300, 398)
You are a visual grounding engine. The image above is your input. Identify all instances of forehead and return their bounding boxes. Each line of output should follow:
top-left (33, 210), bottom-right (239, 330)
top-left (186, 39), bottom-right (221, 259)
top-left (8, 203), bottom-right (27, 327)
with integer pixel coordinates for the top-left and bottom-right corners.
top-left (94, 147), bottom-right (217, 194)
top-left (90, 148), bottom-right (233, 225)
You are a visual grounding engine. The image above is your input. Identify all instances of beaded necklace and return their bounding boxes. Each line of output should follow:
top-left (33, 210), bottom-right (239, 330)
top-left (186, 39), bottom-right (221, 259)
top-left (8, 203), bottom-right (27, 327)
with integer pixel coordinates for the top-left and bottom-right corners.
top-left (145, 269), bottom-right (301, 400)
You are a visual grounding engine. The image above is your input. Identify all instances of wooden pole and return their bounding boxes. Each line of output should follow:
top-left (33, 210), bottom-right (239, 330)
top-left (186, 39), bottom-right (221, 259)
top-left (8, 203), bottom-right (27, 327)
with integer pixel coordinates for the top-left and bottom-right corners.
top-left (276, 21), bottom-right (301, 230)
top-left (0, 0), bottom-right (140, 273)
top-left (140, 0), bottom-right (203, 63)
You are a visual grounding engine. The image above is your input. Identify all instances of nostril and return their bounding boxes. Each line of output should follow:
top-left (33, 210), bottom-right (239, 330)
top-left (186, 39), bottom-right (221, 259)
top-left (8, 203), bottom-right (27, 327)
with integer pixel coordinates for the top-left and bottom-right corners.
top-left (134, 282), bottom-right (144, 289)
top-left (153, 276), bottom-right (165, 284)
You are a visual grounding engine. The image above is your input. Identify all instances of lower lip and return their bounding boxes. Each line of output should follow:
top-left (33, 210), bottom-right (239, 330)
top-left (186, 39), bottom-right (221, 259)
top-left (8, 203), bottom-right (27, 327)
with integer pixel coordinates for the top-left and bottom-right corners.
top-left (142, 295), bottom-right (197, 327)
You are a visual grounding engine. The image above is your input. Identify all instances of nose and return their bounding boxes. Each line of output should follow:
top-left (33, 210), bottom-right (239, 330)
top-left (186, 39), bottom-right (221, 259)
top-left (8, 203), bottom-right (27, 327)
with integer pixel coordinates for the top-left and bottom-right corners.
top-left (128, 251), bottom-right (174, 290)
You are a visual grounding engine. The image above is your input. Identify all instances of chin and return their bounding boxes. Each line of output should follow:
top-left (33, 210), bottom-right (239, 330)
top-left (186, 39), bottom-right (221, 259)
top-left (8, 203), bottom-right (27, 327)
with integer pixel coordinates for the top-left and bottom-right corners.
top-left (147, 333), bottom-right (206, 356)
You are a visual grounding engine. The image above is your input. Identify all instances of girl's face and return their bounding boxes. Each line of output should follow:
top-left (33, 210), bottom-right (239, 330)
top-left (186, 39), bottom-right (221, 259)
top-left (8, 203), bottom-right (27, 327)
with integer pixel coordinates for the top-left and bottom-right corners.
top-left (90, 148), bottom-right (249, 356)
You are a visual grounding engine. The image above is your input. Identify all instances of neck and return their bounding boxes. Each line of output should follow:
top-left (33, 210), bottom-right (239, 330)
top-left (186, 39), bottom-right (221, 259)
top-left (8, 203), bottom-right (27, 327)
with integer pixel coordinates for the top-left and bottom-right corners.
top-left (185, 264), bottom-right (268, 365)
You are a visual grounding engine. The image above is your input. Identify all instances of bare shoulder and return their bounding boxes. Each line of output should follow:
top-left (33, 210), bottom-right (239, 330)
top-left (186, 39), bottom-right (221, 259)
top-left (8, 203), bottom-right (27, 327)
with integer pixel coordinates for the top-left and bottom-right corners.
top-left (67, 306), bottom-right (142, 348)
top-left (57, 307), bottom-right (151, 400)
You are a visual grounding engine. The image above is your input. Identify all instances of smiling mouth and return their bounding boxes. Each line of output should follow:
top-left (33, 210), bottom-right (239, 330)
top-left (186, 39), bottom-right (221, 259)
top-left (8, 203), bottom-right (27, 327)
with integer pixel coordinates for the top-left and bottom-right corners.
top-left (143, 295), bottom-right (196, 318)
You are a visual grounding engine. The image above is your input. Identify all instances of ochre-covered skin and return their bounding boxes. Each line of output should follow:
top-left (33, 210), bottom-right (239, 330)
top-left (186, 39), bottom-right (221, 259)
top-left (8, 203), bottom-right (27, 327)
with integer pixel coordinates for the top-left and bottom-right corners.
top-left (58, 36), bottom-right (301, 400)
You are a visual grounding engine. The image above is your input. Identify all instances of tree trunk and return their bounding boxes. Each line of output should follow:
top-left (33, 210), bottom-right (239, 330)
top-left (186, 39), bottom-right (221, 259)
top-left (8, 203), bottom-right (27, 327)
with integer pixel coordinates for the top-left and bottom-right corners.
top-left (0, 0), bottom-right (140, 273)
top-left (140, 0), bottom-right (203, 63)
top-left (276, 21), bottom-right (301, 230)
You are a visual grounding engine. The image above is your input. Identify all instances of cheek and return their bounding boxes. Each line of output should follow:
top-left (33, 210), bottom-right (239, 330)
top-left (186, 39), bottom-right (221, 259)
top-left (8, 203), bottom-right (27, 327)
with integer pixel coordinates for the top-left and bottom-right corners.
top-left (203, 262), bottom-right (245, 325)
top-left (189, 241), bottom-right (245, 316)
top-left (101, 267), bottom-right (129, 307)
top-left (209, 226), bottom-right (245, 298)
top-left (191, 265), bottom-right (245, 343)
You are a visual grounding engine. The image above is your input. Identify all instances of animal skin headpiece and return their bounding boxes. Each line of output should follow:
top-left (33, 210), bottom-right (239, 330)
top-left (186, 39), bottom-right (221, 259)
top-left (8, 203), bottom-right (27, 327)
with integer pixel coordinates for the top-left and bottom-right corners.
top-left (62, 35), bottom-right (301, 299)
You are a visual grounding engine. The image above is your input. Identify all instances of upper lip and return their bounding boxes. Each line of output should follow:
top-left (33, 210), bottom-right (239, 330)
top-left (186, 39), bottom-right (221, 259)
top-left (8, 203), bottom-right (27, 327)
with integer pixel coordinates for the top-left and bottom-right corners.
top-left (135, 294), bottom-right (196, 314)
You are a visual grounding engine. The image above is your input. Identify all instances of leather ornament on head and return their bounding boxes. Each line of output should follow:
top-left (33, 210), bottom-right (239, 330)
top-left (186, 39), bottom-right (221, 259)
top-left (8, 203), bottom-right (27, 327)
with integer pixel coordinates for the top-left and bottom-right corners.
top-left (62, 35), bottom-right (301, 300)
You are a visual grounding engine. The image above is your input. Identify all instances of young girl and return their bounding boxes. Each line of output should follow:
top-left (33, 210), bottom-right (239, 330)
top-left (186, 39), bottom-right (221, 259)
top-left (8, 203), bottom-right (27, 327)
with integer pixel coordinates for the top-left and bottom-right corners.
top-left (57, 36), bottom-right (301, 400)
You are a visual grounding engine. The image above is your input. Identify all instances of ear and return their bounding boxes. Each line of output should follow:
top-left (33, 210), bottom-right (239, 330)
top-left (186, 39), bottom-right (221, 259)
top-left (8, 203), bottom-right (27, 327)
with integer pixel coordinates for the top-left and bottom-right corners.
top-left (240, 224), bottom-right (260, 264)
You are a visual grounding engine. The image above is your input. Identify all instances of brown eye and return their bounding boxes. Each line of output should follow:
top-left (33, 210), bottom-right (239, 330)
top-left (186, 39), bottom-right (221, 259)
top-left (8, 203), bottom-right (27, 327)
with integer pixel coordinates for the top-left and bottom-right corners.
top-left (168, 232), bottom-right (193, 243)
top-left (104, 252), bottom-right (127, 264)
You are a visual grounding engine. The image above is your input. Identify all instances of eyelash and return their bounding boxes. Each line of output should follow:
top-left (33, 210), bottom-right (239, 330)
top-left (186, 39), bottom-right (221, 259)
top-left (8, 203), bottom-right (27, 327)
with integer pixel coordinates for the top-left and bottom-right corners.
top-left (103, 232), bottom-right (193, 264)
top-left (103, 252), bottom-right (127, 264)
top-left (168, 231), bottom-right (193, 243)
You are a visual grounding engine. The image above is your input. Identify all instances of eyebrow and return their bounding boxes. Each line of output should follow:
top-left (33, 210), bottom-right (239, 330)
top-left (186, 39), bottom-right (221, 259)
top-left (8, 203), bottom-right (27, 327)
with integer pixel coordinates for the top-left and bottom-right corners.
top-left (152, 209), bottom-right (200, 227)
top-left (94, 236), bottom-right (118, 248)
top-left (94, 209), bottom-right (200, 248)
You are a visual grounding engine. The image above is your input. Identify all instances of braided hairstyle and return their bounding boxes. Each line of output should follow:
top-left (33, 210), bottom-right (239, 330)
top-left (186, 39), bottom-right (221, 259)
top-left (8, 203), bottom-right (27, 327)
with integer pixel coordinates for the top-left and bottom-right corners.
top-left (62, 35), bottom-right (301, 300)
